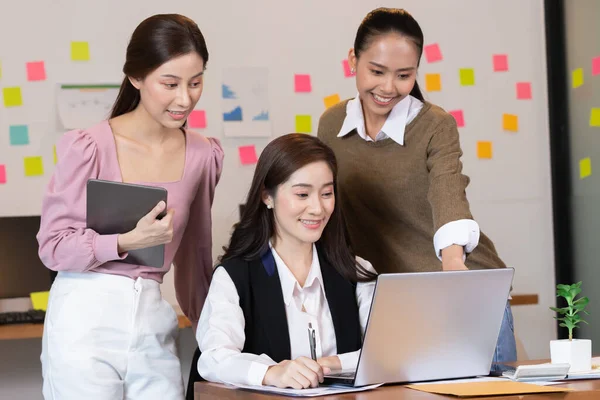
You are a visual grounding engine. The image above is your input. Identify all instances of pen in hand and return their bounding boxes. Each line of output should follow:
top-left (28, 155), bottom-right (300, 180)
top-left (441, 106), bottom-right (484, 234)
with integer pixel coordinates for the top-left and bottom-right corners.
top-left (308, 322), bottom-right (317, 361)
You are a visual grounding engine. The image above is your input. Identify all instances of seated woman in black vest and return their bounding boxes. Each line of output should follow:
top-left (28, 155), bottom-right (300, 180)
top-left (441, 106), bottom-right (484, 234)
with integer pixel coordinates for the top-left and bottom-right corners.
top-left (195, 133), bottom-right (377, 390)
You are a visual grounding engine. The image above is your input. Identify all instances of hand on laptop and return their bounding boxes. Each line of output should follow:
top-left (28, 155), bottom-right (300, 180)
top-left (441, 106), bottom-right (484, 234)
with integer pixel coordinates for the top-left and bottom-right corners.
top-left (262, 357), bottom-right (331, 389)
top-left (317, 356), bottom-right (342, 373)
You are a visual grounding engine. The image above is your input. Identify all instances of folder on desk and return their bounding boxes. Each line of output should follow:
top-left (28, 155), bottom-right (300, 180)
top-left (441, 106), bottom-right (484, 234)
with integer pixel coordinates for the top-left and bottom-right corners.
top-left (406, 381), bottom-right (571, 397)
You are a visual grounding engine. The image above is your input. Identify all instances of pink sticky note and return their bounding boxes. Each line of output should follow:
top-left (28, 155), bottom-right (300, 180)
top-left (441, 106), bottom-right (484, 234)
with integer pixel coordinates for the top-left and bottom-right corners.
top-left (342, 60), bottom-right (355, 77)
top-left (26, 61), bottom-right (46, 81)
top-left (238, 145), bottom-right (258, 165)
top-left (188, 110), bottom-right (206, 128)
top-left (0, 164), bottom-right (5, 184)
top-left (294, 74), bottom-right (311, 93)
top-left (516, 82), bottom-right (532, 100)
top-left (493, 54), bottom-right (508, 72)
top-left (449, 110), bottom-right (465, 127)
top-left (593, 56), bottom-right (600, 76)
top-left (424, 43), bottom-right (443, 63)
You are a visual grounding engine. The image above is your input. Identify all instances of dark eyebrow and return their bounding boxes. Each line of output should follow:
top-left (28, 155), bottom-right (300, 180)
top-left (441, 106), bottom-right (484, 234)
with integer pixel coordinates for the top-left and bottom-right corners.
top-left (160, 71), bottom-right (204, 79)
top-left (369, 61), bottom-right (416, 72)
top-left (292, 182), bottom-right (334, 188)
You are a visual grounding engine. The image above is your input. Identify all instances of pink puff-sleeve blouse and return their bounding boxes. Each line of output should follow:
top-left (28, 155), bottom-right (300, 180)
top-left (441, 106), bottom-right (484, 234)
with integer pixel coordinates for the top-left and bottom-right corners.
top-left (36, 120), bottom-right (224, 326)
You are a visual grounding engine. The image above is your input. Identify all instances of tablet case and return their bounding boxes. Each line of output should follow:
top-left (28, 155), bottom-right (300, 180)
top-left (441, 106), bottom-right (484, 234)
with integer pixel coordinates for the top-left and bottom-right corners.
top-left (86, 179), bottom-right (168, 268)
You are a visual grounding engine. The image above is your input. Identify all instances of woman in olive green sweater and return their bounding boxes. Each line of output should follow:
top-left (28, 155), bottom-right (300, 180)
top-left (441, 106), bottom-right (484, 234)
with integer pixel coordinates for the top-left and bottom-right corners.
top-left (317, 7), bottom-right (517, 364)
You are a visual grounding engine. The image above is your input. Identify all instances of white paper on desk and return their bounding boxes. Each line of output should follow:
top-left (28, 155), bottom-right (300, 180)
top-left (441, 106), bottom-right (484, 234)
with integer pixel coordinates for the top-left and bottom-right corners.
top-left (57, 84), bottom-right (120, 130)
top-left (224, 382), bottom-right (383, 397)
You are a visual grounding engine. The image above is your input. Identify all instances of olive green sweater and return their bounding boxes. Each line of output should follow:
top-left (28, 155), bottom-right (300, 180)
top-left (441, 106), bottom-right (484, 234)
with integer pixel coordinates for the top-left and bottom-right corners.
top-left (318, 99), bottom-right (506, 274)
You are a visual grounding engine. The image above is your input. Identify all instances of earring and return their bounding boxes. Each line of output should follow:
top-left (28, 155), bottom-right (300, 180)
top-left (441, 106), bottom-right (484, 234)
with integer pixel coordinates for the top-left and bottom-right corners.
top-left (351, 68), bottom-right (355, 74)
top-left (267, 204), bottom-right (272, 209)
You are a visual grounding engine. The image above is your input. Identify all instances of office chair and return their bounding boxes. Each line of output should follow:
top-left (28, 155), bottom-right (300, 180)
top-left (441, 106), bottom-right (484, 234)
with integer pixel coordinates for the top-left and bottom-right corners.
top-left (186, 347), bottom-right (202, 400)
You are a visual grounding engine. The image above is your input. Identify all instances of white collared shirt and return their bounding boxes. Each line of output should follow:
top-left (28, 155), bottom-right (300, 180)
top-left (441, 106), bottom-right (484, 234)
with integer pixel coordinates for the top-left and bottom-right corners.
top-left (196, 245), bottom-right (376, 386)
top-left (336, 94), bottom-right (480, 260)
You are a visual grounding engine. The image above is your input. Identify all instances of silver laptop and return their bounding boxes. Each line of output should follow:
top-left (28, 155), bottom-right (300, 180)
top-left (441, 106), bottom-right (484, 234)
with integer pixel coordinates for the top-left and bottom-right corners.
top-left (324, 268), bottom-right (514, 387)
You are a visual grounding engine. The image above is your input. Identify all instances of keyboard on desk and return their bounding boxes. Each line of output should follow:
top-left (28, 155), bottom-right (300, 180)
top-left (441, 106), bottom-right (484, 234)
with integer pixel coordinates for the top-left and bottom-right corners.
top-left (0, 310), bottom-right (46, 325)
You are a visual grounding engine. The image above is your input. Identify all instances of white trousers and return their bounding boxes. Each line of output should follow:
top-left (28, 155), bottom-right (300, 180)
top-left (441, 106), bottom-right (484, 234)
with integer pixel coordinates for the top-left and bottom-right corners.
top-left (41, 271), bottom-right (184, 400)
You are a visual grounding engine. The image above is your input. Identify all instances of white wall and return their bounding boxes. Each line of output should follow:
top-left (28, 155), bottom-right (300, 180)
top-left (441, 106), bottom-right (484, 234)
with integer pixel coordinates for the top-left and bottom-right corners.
top-left (0, 0), bottom-right (555, 398)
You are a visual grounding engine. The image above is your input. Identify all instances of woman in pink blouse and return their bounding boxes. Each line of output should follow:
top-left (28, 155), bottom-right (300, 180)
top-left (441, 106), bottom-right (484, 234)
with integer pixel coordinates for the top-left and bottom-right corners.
top-left (36, 14), bottom-right (223, 400)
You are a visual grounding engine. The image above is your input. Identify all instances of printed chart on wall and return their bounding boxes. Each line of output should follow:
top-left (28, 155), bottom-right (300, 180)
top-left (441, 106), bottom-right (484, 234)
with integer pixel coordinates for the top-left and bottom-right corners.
top-left (221, 67), bottom-right (271, 137)
top-left (56, 84), bottom-right (119, 130)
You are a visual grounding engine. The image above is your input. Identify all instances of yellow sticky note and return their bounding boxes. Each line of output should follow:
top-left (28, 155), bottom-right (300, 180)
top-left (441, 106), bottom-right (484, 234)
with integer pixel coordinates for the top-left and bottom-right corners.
top-left (53, 146), bottom-right (58, 164)
top-left (24, 156), bottom-right (44, 176)
top-left (572, 68), bottom-right (584, 88)
top-left (503, 114), bottom-right (519, 132)
top-left (71, 41), bottom-right (90, 61)
top-left (425, 73), bottom-right (441, 91)
top-left (3, 87), bottom-right (23, 107)
top-left (477, 141), bottom-right (492, 159)
top-left (580, 157), bottom-right (592, 179)
top-left (30, 291), bottom-right (50, 311)
top-left (295, 115), bottom-right (312, 133)
top-left (323, 94), bottom-right (340, 109)
top-left (590, 108), bottom-right (600, 127)
top-left (459, 68), bottom-right (475, 86)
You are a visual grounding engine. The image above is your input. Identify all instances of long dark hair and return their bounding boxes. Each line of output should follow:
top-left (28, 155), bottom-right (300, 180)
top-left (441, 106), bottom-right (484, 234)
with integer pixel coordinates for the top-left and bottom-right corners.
top-left (354, 8), bottom-right (425, 102)
top-left (221, 134), bottom-right (376, 283)
top-left (110, 14), bottom-right (209, 118)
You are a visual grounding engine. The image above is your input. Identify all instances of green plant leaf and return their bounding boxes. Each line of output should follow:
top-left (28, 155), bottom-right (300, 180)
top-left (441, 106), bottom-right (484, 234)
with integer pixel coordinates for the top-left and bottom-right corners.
top-left (557, 284), bottom-right (571, 291)
top-left (550, 307), bottom-right (569, 314)
top-left (559, 323), bottom-right (568, 328)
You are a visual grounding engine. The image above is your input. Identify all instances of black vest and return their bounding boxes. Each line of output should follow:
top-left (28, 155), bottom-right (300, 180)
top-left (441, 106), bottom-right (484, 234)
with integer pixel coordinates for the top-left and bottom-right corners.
top-left (221, 249), bottom-right (362, 362)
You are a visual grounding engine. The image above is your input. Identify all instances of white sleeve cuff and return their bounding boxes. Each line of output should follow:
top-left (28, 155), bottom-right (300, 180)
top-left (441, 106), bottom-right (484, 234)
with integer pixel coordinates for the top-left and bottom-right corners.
top-left (433, 219), bottom-right (480, 261)
top-left (337, 351), bottom-right (360, 373)
top-left (247, 356), bottom-right (277, 386)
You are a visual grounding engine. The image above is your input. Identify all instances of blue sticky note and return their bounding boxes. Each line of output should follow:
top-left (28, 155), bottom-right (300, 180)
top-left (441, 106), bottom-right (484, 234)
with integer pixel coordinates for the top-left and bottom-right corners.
top-left (9, 125), bottom-right (29, 145)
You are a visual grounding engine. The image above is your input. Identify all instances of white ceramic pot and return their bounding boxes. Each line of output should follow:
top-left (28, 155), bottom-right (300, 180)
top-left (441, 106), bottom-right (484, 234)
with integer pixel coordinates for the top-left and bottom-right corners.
top-left (550, 339), bottom-right (592, 372)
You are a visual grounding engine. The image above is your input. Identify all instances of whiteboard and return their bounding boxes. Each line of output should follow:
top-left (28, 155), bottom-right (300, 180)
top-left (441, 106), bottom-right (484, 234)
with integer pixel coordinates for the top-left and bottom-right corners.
top-left (0, 0), bottom-right (556, 358)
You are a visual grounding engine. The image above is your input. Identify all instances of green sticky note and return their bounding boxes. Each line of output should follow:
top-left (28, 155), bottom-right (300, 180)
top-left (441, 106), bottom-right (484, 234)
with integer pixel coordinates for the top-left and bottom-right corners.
top-left (459, 68), bottom-right (475, 86)
top-left (295, 115), bottom-right (312, 133)
top-left (572, 68), bottom-right (584, 88)
top-left (24, 156), bottom-right (44, 176)
top-left (71, 41), bottom-right (90, 61)
top-left (580, 158), bottom-right (591, 179)
top-left (590, 108), bottom-right (600, 127)
top-left (3, 87), bottom-right (23, 107)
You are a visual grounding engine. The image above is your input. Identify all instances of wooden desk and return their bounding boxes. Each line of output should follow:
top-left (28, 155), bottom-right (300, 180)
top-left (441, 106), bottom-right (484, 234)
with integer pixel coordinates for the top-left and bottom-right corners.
top-left (0, 314), bottom-right (191, 340)
top-left (195, 377), bottom-right (600, 399)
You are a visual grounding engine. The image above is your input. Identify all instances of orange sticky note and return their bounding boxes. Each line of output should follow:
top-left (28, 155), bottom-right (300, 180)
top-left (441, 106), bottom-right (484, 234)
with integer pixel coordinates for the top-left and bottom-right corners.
top-left (188, 110), bottom-right (206, 128)
top-left (27, 61), bottom-right (46, 81)
top-left (323, 94), bottom-right (340, 109)
top-left (71, 41), bottom-right (90, 61)
top-left (3, 87), bottom-right (23, 107)
top-left (425, 73), bottom-right (441, 91)
top-left (294, 74), bottom-right (311, 93)
top-left (503, 114), bottom-right (519, 132)
top-left (238, 145), bottom-right (258, 165)
top-left (516, 82), bottom-right (532, 100)
top-left (0, 164), bottom-right (6, 184)
top-left (580, 157), bottom-right (591, 179)
top-left (477, 141), bottom-right (492, 159)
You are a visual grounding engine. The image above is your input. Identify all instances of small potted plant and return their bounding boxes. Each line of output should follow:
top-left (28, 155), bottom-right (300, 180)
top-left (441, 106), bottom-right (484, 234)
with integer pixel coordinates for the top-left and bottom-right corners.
top-left (549, 282), bottom-right (591, 372)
